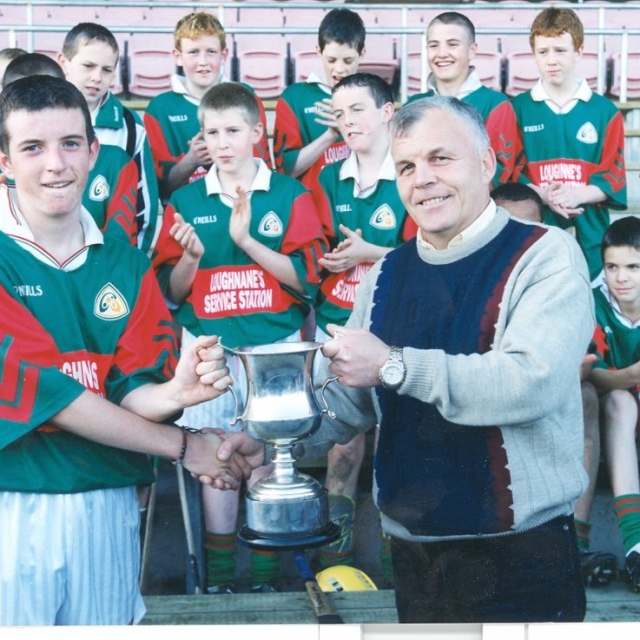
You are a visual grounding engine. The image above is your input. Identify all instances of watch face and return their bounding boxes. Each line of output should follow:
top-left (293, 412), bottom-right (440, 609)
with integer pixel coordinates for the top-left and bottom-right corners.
top-left (383, 361), bottom-right (404, 386)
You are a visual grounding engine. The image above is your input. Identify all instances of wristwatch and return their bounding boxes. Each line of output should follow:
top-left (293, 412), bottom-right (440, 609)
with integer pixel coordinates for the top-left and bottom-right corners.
top-left (379, 347), bottom-right (405, 390)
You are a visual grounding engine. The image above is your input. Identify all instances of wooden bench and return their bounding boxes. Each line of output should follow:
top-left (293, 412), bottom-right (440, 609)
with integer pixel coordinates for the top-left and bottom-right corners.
top-left (141, 580), bottom-right (640, 625)
top-left (142, 589), bottom-right (398, 625)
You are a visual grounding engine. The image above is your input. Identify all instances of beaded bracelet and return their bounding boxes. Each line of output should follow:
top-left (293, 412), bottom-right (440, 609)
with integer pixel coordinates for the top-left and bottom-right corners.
top-left (171, 426), bottom-right (199, 465)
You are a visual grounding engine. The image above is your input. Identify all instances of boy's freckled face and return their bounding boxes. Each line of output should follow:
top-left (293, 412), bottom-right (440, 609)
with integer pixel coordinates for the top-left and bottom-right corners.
top-left (59, 41), bottom-right (118, 112)
top-left (202, 108), bottom-right (261, 175)
top-left (603, 245), bottom-right (640, 307)
top-left (174, 35), bottom-right (228, 95)
top-left (317, 41), bottom-right (363, 87)
top-left (532, 32), bottom-right (581, 89)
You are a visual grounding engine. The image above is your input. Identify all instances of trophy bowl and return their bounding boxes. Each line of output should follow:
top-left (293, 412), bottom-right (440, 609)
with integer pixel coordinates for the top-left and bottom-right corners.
top-left (222, 340), bottom-right (340, 550)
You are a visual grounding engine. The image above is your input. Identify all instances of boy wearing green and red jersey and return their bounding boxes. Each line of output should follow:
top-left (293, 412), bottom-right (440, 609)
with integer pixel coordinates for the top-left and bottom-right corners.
top-left (512, 7), bottom-right (627, 282)
top-left (273, 8), bottom-right (366, 210)
top-left (144, 12), bottom-right (272, 201)
top-left (587, 216), bottom-right (640, 593)
top-left (152, 82), bottom-right (327, 594)
top-left (59, 23), bottom-right (161, 255)
top-left (154, 161), bottom-right (325, 347)
top-left (0, 75), bottom-right (252, 625)
top-left (407, 11), bottom-right (520, 188)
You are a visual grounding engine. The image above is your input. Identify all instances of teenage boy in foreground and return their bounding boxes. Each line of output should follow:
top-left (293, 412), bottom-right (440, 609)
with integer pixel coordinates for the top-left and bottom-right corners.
top-left (144, 11), bottom-right (272, 200)
top-left (59, 22), bottom-right (160, 254)
top-left (153, 82), bottom-right (327, 594)
top-left (588, 215), bottom-right (640, 593)
top-left (408, 11), bottom-right (520, 187)
top-left (273, 8), bottom-right (366, 209)
top-left (512, 7), bottom-right (627, 282)
top-left (0, 76), bottom-right (254, 625)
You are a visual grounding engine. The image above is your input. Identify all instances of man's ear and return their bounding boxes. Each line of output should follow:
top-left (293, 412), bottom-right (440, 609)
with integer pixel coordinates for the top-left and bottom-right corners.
top-left (481, 146), bottom-right (497, 186)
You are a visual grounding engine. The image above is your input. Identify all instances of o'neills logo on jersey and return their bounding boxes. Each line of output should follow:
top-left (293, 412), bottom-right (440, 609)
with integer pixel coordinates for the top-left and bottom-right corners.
top-left (536, 161), bottom-right (587, 188)
top-left (258, 212), bottom-right (283, 237)
top-left (326, 262), bottom-right (372, 307)
top-left (168, 114), bottom-right (188, 122)
top-left (193, 266), bottom-right (284, 318)
top-left (370, 205), bottom-right (396, 230)
top-left (13, 284), bottom-right (43, 297)
top-left (88, 175), bottom-right (110, 201)
top-left (577, 122), bottom-right (598, 144)
top-left (324, 144), bottom-right (350, 165)
top-left (94, 283), bottom-right (130, 320)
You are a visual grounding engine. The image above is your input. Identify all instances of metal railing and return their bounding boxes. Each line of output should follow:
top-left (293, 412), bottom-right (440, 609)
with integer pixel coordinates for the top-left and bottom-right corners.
top-left (0, 1), bottom-right (639, 101)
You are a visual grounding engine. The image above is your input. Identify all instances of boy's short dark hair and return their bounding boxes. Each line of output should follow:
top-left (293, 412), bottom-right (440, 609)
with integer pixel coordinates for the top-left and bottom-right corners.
top-left (62, 22), bottom-right (119, 60)
top-left (529, 7), bottom-right (584, 52)
top-left (491, 183), bottom-right (544, 215)
top-left (428, 11), bottom-right (476, 44)
top-left (318, 8), bottom-right (366, 54)
top-left (601, 216), bottom-right (640, 259)
top-left (333, 72), bottom-right (394, 107)
top-left (198, 82), bottom-right (260, 127)
top-left (3, 53), bottom-right (64, 88)
top-left (0, 75), bottom-right (96, 153)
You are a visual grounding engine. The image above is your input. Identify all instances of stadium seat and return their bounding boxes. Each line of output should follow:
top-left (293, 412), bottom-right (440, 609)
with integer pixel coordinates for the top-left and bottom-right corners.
top-left (609, 51), bottom-right (640, 100)
top-left (237, 49), bottom-right (288, 100)
top-left (128, 49), bottom-right (175, 98)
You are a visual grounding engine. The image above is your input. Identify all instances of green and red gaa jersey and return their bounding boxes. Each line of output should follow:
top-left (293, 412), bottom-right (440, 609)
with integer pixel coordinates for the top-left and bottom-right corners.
top-left (273, 75), bottom-right (350, 209)
top-left (152, 160), bottom-right (328, 348)
top-left (315, 151), bottom-right (413, 332)
top-left (592, 283), bottom-right (640, 392)
top-left (144, 75), bottom-right (273, 198)
top-left (512, 81), bottom-right (627, 280)
top-left (0, 209), bottom-right (179, 494)
top-left (408, 70), bottom-right (522, 187)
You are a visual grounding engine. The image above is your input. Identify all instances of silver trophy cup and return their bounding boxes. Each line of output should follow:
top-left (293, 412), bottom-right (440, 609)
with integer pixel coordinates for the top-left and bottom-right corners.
top-left (223, 341), bottom-right (340, 549)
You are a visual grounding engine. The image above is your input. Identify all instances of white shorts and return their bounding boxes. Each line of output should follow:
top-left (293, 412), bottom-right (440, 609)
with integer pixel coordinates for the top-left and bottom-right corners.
top-left (0, 486), bottom-right (145, 625)
top-left (179, 328), bottom-right (301, 432)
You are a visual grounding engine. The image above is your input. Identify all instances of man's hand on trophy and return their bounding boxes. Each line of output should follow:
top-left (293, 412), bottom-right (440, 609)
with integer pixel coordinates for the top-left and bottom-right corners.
top-left (195, 430), bottom-right (267, 488)
top-left (322, 324), bottom-right (391, 388)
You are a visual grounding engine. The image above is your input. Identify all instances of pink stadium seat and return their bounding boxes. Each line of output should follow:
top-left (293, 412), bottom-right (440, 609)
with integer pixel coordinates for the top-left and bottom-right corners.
top-left (238, 49), bottom-right (287, 100)
top-left (128, 49), bottom-right (175, 98)
top-left (504, 51), bottom-right (540, 97)
top-left (609, 51), bottom-right (640, 100)
top-left (293, 49), bottom-right (322, 83)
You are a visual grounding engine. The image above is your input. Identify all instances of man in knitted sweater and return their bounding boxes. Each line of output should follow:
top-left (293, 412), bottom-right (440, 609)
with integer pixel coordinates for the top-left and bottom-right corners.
top-left (218, 96), bottom-right (594, 622)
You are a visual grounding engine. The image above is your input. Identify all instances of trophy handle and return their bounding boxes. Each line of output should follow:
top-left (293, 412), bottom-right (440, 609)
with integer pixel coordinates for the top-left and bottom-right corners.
top-left (319, 376), bottom-right (339, 420)
top-left (227, 385), bottom-right (241, 428)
